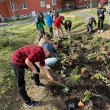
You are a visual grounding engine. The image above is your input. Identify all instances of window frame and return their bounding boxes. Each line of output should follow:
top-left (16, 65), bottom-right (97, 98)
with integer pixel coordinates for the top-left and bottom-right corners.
top-left (11, 3), bottom-right (18, 11)
top-left (40, 0), bottom-right (45, 7)
top-left (52, 0), bottom-right (56, 5)
top-left (21, 2), bottom-right (28, 9)
top-left (79, 0), bottom-right (82, 2)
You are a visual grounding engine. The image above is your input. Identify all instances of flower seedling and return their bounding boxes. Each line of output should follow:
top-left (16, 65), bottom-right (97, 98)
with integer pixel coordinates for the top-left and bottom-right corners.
top-left (78, 90), bottom-right (100, 108)
top-left (91, 73), bottom-right (109, 84)
top-left (67, 75), bottom-right (81, 85)
top-left (72, 66), bottom-right (79, 75)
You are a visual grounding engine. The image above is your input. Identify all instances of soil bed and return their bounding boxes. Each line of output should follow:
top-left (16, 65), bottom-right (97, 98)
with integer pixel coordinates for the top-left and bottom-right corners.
top-left (46, 34), bottom-right (110, 110)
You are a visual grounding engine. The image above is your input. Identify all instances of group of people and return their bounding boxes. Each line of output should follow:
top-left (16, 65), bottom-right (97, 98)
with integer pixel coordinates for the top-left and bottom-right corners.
top-left (35, 8), bottom-right (72, 40)
top-left (86, 3), bottom-right (106, 34)
top-left (10, 3), bottom-right (108, 108)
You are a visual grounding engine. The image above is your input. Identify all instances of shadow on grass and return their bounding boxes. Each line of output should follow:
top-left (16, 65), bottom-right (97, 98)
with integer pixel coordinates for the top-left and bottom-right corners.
top-left (72, 22), bottom-right (85, 30)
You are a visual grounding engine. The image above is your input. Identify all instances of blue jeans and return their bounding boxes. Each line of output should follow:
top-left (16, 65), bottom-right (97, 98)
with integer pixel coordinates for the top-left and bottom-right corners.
top-left (86, 24), bottom-right (93, 33)
top-left (45, 58), bottom-right (57, 66)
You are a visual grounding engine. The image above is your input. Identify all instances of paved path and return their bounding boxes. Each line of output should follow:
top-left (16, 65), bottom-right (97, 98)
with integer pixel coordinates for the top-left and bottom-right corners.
top-left (75, 12), bottom-right (96, 18)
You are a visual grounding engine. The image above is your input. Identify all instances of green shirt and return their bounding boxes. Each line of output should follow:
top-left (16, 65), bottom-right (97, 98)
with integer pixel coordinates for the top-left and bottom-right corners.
top-left (37, 18), bottom-right (44, 29)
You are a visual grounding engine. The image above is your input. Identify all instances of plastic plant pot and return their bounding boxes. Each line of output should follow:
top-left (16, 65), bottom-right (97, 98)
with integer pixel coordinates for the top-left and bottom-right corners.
top-left (107, 74), bottom-right (110, 79)
top-left (96, 56), bottom-right (100, 61)
top-left (69, 103), bottom-right (75, 110)
top-left (81, 68), bottom-right (86, 74)
top-left (78, 100), bottom-right (84, 108)
top-left (99, 95), bottom-right (107, 101)
top-left (68, 61), bottom-right (72, 66)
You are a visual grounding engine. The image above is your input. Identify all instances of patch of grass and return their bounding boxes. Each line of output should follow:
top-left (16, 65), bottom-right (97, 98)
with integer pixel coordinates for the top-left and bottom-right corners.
top-left (8, 23), bottom-right (30, 30)
top-left (5, 17), bottom-right (31, 23)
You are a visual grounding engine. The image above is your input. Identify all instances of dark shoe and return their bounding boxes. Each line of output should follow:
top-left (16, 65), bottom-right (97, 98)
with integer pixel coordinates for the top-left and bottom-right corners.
top-left (91, 30), bottom-right (95, 33)
top-left (34, 83), bottom-right (46, 88)
top-left (24, 100), bottom-right (40, 108)
top-left (31, 75), bottom-right (35, 80)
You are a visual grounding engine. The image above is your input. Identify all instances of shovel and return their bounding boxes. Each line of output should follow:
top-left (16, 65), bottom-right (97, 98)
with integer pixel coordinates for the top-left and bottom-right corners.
top-left (37, 72), bottom-right (69, 92)
top-left (28, 68), bottom-right (69, 91)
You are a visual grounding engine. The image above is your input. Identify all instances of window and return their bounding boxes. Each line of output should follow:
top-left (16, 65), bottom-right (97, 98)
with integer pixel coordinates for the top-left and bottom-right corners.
top-left (79, 0), bottom-right (82, 2)
top-left (52, 0), bottom-right (56, 5)
top-left (21, 2), bottom-right (28, 9)
top-left (40, 0), bottom-right (45, 7)
top-left (11, 3), bottom-right (18, 11)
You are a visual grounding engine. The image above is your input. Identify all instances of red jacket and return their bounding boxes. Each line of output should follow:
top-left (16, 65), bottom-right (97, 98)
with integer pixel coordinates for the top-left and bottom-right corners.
top-left (54, 16), bottom-right (63, 28)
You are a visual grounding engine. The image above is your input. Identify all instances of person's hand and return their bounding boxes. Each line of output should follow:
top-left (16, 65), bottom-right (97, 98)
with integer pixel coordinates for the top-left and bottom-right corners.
top-left (48, 75), bottom-right (53, 82)
top-left (32, 69), bottom-right (38, 74)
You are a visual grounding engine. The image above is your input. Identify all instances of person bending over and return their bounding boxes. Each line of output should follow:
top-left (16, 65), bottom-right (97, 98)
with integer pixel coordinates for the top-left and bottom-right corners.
top-left (86, 16), bottom-right (96, 34)
top-left (54, 16), bottom-right (65, 39)
top-left (64, 20), bottom-right (72, 34)
top-left (10, 45), bottom-right (53, 108)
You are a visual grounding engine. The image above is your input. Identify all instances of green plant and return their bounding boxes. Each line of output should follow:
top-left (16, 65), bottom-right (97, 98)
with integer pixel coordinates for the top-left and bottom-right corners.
top-left (83, 64), bottom-right (92, 72)
top-left (87, 51), bottom-right (106, 60)
top-left (81, 90), bottom-right (99, 102)
top-left (91, 73), bottom-right (109, 83)
top-left (67, 75), bottom-right (80, 85)
top-left (72, 66), bottom-right (79, 74)
top-left (53, 108), bottom-right (57, 110)
top-left (82, 36), bottom-right (88, 42)
top-left (82, 45), bottom-right (92, 50)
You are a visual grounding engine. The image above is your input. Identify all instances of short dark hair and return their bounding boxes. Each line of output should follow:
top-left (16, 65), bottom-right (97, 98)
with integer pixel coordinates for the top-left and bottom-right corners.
top-left (62, 16), bottom-right (64, 20)
top-left (45, 32), bottom-right (50, 38)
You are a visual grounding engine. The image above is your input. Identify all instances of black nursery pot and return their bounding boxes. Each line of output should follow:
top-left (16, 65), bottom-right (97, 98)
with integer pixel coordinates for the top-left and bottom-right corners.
top-left (69, 103), bottom-right (75, 110)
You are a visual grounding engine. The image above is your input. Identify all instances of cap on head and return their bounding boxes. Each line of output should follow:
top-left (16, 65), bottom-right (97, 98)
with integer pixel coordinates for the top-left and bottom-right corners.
top-left (43, 42), bottom-right (55, 57)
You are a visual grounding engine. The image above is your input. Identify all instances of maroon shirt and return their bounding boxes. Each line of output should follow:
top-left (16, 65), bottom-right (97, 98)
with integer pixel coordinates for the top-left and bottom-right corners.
top-left (10, 45), bottom-right (45, 66)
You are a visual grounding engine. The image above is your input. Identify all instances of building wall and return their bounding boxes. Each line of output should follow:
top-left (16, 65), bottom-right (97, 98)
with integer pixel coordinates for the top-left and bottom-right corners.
top-left (0, 2), bottom-right (10, 17)
top-left (74, 0), bottom-right (90, 8)
top-left (1, 0), bottom-right (102, 20)
top-left (11, 0), bottom-right (62, 15)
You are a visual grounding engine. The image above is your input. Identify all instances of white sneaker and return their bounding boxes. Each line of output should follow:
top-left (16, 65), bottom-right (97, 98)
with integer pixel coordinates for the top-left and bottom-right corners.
top-left (100, 30), bottom-right (103, 33)
top-left (46, 65), bottom-right (50, 69)
top-left (97, 30), bottom-right (100, 33)
top-left (58, 37), bottom-right (60, 40)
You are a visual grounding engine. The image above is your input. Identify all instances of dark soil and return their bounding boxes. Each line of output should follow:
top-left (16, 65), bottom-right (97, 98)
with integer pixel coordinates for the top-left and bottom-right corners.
top-left (46, 35), bottom-right (110, 110)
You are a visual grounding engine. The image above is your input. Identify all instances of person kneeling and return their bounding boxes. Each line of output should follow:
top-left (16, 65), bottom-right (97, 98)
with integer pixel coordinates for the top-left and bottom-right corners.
top-left (85, 16), bottom-right (96, 35)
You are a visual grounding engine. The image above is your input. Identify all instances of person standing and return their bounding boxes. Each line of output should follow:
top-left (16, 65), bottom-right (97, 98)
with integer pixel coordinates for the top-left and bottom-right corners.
top-left (108, 6), bottom-right (110, 26)
top-left (45, 11), bottom-right (53, 38)
top-left (85, 16), bottom-right (96, 34)
top-left (36, 13), bottom-right (45, 41)
top-left (97, 3), bottom-right (106, 33)
top-left (51, 8), bottom-right (59, 22)
top-left (10, 45), bottom-right (53, 107)
top-left (54, 16), bottom-right (65, 39)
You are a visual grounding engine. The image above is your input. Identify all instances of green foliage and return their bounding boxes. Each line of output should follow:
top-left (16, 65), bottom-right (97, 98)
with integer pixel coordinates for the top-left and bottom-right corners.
top-left (91, 73), bottom-right (109, 83)
top-left (72, 66), bottom-right (79, 74)
top-left (53, 108), bottom-right (57, 110)
top-left (87, 51), bottom-right (106, 60)
top-left (67, 75), bottom-right (80, 85)
top-left (83, 64), bottom-right (92, 72)
top-left (81, 90), bottom-right (99, 102)
top-left (83, 45), bottom-right (93, 50)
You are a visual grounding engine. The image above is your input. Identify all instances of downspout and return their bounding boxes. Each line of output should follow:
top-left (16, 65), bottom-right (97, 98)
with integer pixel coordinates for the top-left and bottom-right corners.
top-left (12, 0), bottom-right (19, 20)
top-left (9, 0), bottom-right (16, 20)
